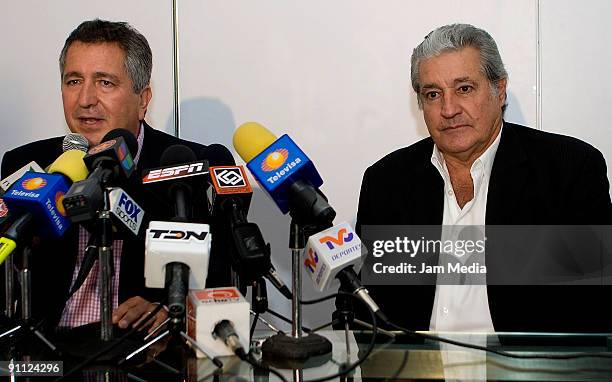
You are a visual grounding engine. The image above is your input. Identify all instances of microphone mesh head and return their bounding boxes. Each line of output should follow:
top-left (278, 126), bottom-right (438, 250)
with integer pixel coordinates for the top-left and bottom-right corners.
top-left (63, 133), bottom-right (89, 152)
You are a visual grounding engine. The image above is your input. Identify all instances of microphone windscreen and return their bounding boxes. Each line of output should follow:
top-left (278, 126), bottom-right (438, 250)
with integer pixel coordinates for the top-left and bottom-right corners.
top-left (47, 150), bottom-right (88, 183)
top-left (62, 133), bottom-right (89, 153)
top-left (200, 144), bottom-right (235, 167)
top-left (233, 122), bottom-right (277, 163)
top-left (101, 129), bottom-right (139, 158)
top-left (160, 144), bottom-right (198, 166)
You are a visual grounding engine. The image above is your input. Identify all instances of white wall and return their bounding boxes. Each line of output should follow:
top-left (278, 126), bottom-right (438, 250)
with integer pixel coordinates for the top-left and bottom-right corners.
top-left (2, 1), bottom-right (608, 329)
top-left (540, 0), bottom-right (612, 186)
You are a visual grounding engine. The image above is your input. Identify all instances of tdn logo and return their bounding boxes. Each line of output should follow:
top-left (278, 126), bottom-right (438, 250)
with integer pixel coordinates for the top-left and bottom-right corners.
top-left (304, 248), bottom-right (319, 273)
top-left (319, 228), bottom-right (354, 250)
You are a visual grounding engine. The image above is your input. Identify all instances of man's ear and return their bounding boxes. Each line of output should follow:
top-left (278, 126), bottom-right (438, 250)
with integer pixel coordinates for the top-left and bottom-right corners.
top-left (138, 86), bottom-right (152, 120)
top-left (496, 77), bottom-right (508, 104)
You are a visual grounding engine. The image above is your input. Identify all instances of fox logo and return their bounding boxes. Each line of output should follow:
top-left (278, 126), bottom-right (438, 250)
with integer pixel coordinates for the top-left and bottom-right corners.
top-left (304, 248), bottom-right (319, 273)
top-left (319, 228), bottom-right (354, 250)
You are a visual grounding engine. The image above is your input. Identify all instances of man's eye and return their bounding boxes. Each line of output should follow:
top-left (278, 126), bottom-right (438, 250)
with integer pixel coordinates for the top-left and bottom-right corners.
top-left (458, 85), bottom-right (473, 93)
top-left (100, 80), bottom-right (114, 87)
top-left (425, 91), bottom-right (440, 100)
top-left (65, 79), bottom-right (80, 86)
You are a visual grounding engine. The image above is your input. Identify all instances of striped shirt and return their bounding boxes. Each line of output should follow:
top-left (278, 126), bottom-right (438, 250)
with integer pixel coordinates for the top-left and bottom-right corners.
top-left (58, 124), bottom-right (145, 328)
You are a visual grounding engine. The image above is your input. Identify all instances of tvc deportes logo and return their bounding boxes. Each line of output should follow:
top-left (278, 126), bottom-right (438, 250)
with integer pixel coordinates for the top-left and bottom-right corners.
top-left (304, 248), bottom-right (319, 273)
top-left (319, 228), bottom-right (354, 250)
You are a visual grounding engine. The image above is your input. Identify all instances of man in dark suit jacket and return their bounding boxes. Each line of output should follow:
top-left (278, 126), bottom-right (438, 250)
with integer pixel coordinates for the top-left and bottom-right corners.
top-left (1, 20), bottom-right (235, 332)
top-left (354, 24), bottom-right (612, 333)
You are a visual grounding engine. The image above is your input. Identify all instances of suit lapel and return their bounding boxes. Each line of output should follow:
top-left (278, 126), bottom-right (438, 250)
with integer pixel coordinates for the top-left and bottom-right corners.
top-left (486, 122), bottom-right (529, 225)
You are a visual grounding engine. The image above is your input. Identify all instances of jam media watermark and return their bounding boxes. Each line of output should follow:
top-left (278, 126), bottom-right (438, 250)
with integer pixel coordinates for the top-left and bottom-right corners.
top-left (360, 225), bottom-right (612, 286)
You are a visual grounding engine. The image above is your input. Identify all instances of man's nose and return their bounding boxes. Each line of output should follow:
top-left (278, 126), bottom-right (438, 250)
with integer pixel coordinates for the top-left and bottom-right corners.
top-left (78, 81), bottom-right (98, 108)
top-left (441, 92), bottom-right (461, 118)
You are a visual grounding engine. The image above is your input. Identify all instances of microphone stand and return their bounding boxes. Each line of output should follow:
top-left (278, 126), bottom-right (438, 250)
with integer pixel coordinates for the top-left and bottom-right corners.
top-left (261, 219), bottom-right (332, 367)
top-left (4, 254), bottom-right (14, 318)
top-left (97, 172), bottom-right (114, 342)
top-left (0, 246), bottom-right (60, 357)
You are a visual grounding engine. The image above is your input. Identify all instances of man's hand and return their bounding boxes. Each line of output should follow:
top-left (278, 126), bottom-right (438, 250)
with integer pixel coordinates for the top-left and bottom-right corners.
top-left (112, 296), bottom-right (168, 333)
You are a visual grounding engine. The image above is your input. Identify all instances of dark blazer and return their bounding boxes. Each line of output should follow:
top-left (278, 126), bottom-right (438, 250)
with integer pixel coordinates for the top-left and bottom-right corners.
top-left (355, 122), bottom-right (612, 332)
top-left (0, 123), bottom-right (236, 330)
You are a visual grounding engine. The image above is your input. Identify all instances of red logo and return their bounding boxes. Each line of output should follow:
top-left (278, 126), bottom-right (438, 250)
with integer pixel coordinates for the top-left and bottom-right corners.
top-left (22, 177), bottom-right (47, 191)
top-left (261, 149), bottom-right (289, 172)
top-left (55, 191), bottom-right (66, 216)
top-left (0, 198), bottom-right (8, 218)
top-left (194, 287), bottom-right (241, 303)
top-left (88, 139), bottom-right (115, 155)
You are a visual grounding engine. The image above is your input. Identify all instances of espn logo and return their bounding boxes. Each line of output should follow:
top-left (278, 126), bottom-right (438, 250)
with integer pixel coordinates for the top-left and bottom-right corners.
top-left (142, 161), bottom-right (208, 184)
top-left (210, 166), bottom-right (252, 194)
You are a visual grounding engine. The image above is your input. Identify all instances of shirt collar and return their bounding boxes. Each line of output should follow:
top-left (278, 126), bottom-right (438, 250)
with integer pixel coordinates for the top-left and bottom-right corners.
top-left (132, 122), bottom-right (145, 165)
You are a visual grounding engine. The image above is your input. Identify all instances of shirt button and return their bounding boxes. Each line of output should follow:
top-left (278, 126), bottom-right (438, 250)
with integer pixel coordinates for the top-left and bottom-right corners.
top-left (447, 189), bottom-right (454, 196)
top-left (443, 307), bottom-right (449, 314)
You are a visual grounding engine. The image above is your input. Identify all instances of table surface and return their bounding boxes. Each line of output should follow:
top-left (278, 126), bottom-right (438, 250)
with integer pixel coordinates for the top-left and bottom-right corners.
top-left (4, 325), bottom-right (612, 381)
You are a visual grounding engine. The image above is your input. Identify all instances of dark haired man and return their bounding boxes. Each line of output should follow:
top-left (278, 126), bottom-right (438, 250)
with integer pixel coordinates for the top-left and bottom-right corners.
top-left (1, 19), bottom-right (234, 332)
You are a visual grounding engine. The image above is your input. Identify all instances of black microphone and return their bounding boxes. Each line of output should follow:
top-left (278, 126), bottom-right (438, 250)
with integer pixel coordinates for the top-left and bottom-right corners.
top-left (63, 129), bottom-right (138, 223)
top-left (150, 145), bottom-right (208, 318)
top-left (208, 165), bottom-right (292, 299)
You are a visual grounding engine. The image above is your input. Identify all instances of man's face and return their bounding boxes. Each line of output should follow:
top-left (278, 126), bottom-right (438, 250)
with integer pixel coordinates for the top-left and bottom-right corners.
top-left (418, 46), bottom-right (506, 162)
top-left (61, 41), bottom-right (151, 146)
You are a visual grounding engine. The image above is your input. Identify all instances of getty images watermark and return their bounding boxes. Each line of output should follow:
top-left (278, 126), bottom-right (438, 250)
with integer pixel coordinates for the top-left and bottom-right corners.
top-left (371, 234), bottom-right (486, 275)
top-left (360, 225), bottom-right (612, 286)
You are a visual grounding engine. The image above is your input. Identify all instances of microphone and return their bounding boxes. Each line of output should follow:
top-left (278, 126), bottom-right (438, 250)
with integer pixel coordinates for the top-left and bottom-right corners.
top-left (303, 221), bottom-right (387, 321)
top-left (209, 165), bottom-right (292, 299)
top-left (233, 122), bottom-right (335, 223)
top-left (66, 189), bottom-right (145, 299)
top-left (0, 162), bottom-right (45, 232)
top-left (62, 132), bottom-right (89, 153)
top-left (2, 150), bottom-right (89, 238)
top-left (63, 129), bottom-right (138, 222)
top-left (1, 162), bottom-right (45, 192)
top-left (107, 188), bottom-right (145, 236)
top-left (0, 150), bottom-right (89, 263)
top-left (187, 287), bottom-right (249, 358)
top-left (144, 145), bottom-right (211, 319)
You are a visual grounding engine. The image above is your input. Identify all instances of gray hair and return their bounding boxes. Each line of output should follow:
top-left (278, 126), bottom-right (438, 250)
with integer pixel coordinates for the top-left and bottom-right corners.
top-left (411, 24), bottom-right (508, 110)
top-left (59, 19), bottom-right (152, 94)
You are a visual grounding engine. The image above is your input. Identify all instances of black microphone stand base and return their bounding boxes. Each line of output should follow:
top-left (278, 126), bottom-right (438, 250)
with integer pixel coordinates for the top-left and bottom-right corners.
top-left (261, 332), bottom-right (332, 369)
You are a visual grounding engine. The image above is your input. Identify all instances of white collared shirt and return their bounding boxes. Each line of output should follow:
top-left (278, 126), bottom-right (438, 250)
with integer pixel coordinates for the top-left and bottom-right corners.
top-left (428, 124), bottom-right (503, 332)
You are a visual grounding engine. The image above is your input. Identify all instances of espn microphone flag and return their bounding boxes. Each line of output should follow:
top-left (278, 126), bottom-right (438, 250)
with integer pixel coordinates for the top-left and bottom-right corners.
top-left (2, 172), bottom-right (71, 238)
top-left (142, 161), bottom-right (208, 184)
top-left (303, 221), bottom-right (366, 292)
